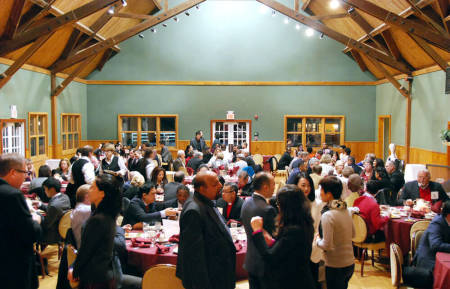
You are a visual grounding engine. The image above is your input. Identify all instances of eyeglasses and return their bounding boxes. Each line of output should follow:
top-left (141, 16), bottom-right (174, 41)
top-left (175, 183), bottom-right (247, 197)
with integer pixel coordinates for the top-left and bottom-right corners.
top-left (14, 168), bottom-right (27, 174)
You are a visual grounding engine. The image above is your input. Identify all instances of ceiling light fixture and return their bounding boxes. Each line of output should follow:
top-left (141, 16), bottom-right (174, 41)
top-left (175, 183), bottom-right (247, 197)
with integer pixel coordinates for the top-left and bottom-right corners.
top-left (185, 11), bottom-right (190, 16)
top-left (138, 34), bottom-right (144, 39)
top-left (173, 17), bottom-right (179, 22)
top-left (329, 0), bottom-right (340, 9)
top-left (272, 10), bottom-right (276, 17)
top-left (150, 28), bottom-right (156, 33)
top-left (121, 0), bottom-right (127, 7)
top-left (162, 23), bottom-right (167, 27)
top-left (306, 28), bottom-right (314, 37)
top-left (107, 6), bottom-right (115, 15)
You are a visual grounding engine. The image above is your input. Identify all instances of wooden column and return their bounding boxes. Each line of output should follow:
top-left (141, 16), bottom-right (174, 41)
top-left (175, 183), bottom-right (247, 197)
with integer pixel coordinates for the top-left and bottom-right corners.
top-left (405, 79), bottom-right (412, 163)
top-left (51, 73), bottom-right (57, 158)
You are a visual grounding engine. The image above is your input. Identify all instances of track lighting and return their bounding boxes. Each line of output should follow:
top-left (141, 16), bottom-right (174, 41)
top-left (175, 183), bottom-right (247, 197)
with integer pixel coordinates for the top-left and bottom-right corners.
top-left (185, 11), bottom-right (190, 16)
top-left (107, 6), bottom-right (115, 15)
top-left (173, 17), bottom-right (179, 22)
top-left (121, 0), bottom-right (127, 7)
top-left (150, 28), bottom-right (156, 33)
top-left (162, 23), bottom-right (167, 27)
top-left (306, 28), bottom-right (314, 37)
top-left (138, 34), bottom-right (144, 39)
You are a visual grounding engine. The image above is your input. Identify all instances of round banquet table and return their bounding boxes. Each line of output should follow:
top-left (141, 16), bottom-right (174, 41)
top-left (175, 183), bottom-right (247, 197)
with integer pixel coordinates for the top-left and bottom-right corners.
top-left (126, 239), bottom-right (248, 280)
top-left (433, 252), bottom-right (450, 289)
top-left (384, 217), bottom-right (419, 254)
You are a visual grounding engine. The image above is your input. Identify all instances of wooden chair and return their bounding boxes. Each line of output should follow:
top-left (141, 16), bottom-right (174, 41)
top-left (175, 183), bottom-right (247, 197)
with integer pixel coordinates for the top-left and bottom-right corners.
top-left (410, 220), bottom-right (430, 239)
top-left (58, 210), bottom-right (72, 259)
top-left (410, 230), bottom-right (424, 258)
top-left (142, 264), bottom-right (185, 289)
top-left (253, 154), bottom-right (263, 166)
top-left (352, 214), bottom-right (386, 276)
top-left (67, 245), bottom-right (79, 289)
top-left (390, 243), bottom-right (403, 289)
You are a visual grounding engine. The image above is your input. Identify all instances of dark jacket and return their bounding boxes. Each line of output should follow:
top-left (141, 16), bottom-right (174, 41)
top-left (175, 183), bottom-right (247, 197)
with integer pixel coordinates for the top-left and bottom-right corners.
top-left (216, 197), bottom-right (244, 222)
top-left (41, 193), bottom-right (71, 244)
top-left (389, 170), bottom-right (405, 194)
top-left (123, 186), bottom-right (140, 200)
top-left (397, 181), bottom-right (448, 206)
top-left (121, 197), bottom-right (163, 226)
top-left (127, 157), bottom-right (140, 172)
top-left (190, 137), bottom-right (206, 152)
top-left (0, 178), bottom-right (42, 289)
top-left (72, 211), bottom-right (116, 285)
top-left (187, 157), bottom-right (203, 173)
top-left (176, 192), bottom-right (236, 289)
top-left (164, 181), bottom-right (182, 201)
top-left (277, 152), bottom-right (292, 170)
top-left (172, 157), bottom-right (185, 172)
top-left (415, 214), bottom-right (450, 269)
top-left (241, 193), bottom-right (277, 276)
top-left (252, 227), bottom-right (316, 289)
top-left (240, 181), bottom-right (254, 197)
top-left (161, 147), bottom-right (173, 163)
top-left (351, 164), bottom-right (362, 175)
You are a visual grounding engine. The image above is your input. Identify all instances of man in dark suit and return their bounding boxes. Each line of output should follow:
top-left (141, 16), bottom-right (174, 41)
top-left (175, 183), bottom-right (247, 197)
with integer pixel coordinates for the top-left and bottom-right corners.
top-left (187, 151), bottom-right (203, 173)
top-left (164, 171), bottom-right (185, 201)
top-left (40, 177), bottom-right (71, 244)
top-left (238, 171), bottom-right (253, 197)
top-left (397, 170), bottom-right (448, 211)
top-left (241, 172), bottom-right (277, 289)
top-left (189, 130), bottom-right (206, 152)
top-left (160, 141), bottom-right (173, 169)
top-left (177, 171), bottom-right (236, 289)
top-left (385, 160), bottom-right (405, 198)
top-left (127, 150), bottom-right (141, 172)
top-left (164, 185), bottom-right (190, 210)
top-left (122, 183), bottom-right (177, 228)
top-left (217, 183), bottom-right (244, 223)
top-left (0, 154), bottom-right (42, 289)
top-left (173, 150), bottom-right (186, 172)
top-left (347, 156), bottom-right (362, 175)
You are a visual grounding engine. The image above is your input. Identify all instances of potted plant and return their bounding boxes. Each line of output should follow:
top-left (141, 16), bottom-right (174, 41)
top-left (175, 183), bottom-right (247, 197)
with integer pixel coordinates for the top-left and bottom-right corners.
top-left (440, 129), bottom-right (450, 145)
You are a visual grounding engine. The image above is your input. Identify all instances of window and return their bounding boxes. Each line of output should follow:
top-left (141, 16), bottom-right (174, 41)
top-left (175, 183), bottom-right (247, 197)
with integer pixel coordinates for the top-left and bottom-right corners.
top-left (285, 115), bottom-right (344, 148)
top-left (28, 113), bottom-right (48, 157)
top-left (1, 119), bottom-right (25, 156)
top-left (211, 120), bottom-right (251, 151)
top-left (61, 114), bottom-right (81, 152)
top-left (118, 115), bottom-right (178, 147)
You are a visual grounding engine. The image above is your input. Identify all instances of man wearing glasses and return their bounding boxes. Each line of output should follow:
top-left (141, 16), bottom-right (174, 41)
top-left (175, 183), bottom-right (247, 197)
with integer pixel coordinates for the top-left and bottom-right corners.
top-left (0, 153), bottom-right (42, 289)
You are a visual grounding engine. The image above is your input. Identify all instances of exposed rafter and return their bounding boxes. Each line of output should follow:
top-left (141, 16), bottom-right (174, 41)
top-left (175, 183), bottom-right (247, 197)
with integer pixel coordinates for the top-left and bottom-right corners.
top-left (97, 49), bottom-right (114, 71)
top-left (0, 0), bottom-right (120, 57)
top-left (1, 0), bottom-right (26, 40)
top-left (409, 33), bottom-right (448, 70)
top-left (432, 0), bottom-right (449, 33)
top-left (18, 0), bottom-right (56, 34)
top-left (341, 0), bottom-right (450, 52)
top-left (350, 50), bottom-right (367, 72)
top-left (302, 0), bottom-right (312, 11)
top-left (52, 55), bottom-right (96, 97)
top-left (115, 12), bottom-right (153, 20)
top-left (51, 0), bottom-right (207, 73)
top-left (381, 30), bottom-right (401, 60)
top-left (309, 13), bottom-right (348, 21)
top-left (405, 0), bottom-right (447, 34)
top-left (257, 0), bottom-right (411, 74)
top-left (59, 30), bottom-right (83, 61)
top-left (0, 33), bottom-right (54, 89)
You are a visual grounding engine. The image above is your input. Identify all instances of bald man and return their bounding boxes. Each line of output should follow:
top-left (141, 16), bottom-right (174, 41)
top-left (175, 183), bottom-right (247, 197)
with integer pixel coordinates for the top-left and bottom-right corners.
top-left (176, 171), bottom-right (236, 289)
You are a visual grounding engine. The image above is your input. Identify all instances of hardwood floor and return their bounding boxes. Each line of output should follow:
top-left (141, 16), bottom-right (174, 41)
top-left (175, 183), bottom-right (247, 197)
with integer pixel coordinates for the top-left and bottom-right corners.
top-left (39, 245), bottom-right (408, 289)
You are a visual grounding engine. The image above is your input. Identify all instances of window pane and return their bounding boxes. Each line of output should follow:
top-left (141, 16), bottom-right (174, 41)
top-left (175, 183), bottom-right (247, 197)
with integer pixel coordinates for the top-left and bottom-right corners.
top-left (141, 132), bottom-right (156, 146)
top-left (287, 118), bottom-right (302, 132)
top-left (74, 117), bottom-right (78, 131)
top-left (68, 117), bottom-right (72, 132)
top-left (63, 117), bottom-right (67, 133)
top-left (31, 138), bottom-right (36, 156)
top-left (159, 132), bottom-right (176, 146)
top-left (38, 116), bottom-right (45, 134)
top-left (305, 118), bottom-right (321, 132)
top-left (39, 136), bottom-right (45, 155)
top-left (63, 135), bottom-right (67, 150)
top-left (325, 119), bottom-right (341, 133)
top-left (160, 117), bottom-right (175, 131)
top-left (141, 117), bottom-right (156, 131)
top-left (122, 117), bottom-right (138, 131)
top-left (215, 122), bottom-right (224, 131)
top-left (74, 133), bottom-right (79, 148)
top-left (68, 134), bottom-right (73, 149)
top-left (325, 134), bottom-right (340, 147)
top-left (30, 117), bottom-right (36, 135)
top-left (306, 134), bottom-right (321, 147)
top-left (287, 134), bottom-right (302, 147)
top-left (121, 132), bottom-right (138, 147)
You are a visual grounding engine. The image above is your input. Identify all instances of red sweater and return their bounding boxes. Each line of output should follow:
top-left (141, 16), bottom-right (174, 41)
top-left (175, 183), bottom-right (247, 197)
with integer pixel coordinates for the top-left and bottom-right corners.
top-left (353, 195), bottom-right (389, 235)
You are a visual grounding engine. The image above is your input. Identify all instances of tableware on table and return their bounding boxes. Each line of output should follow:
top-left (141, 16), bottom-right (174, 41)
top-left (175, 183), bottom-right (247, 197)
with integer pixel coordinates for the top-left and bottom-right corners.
top-left (148, 230), bottom-right (157, 247)
top-left (155, 221), bottom-right (162, 231)
top-left (125, 232), bottom-right (140, 239)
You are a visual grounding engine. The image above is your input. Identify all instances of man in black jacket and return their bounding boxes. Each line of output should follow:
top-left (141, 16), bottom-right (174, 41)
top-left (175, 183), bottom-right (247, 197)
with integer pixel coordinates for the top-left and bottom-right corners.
top-left (241, 172), bottom-right (277, 289)
top-left (189, 130), bottom-right (206, 152)
top-left (164, 171), bottom-right (185, 201)
top-left (40, 177), bottom-right (71, 244)
top-left (385, 160), bottom-right (405, 202)
top-left (187, 151), bottom-right (203, 173)
top-left (238, 171), bottom-right (253, 197)
top-left (177, 171), bottom-right (236, 289)
top-left (0, 154), bottom-right (42, 289)
top-left (217, 183), bottom-right (244, 223)
top-left (164, 185), bottom-right (190, 210)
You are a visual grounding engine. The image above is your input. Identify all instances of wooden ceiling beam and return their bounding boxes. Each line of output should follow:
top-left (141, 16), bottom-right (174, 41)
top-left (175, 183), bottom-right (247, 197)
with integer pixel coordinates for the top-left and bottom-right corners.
top-left (114, 12), bottom-right (153, 20)
top-left (97, 49), bottom-right (113, 72)
top-left (432, 0), bottom-right (449, 33)
top-left (295, 0), bottom-right (300, 12)
top-left (408, 33), bottom-right (448, 70)
top-left (0, 33), bottom-right (54, 89)
top-left (365, 54), bottom-right (409, 98)
top-left (18, 0), bottom-right (56, 34)
top-left (51, 0), bottom-right (207, 73)
top-left (59, 30), bottom-right (83, 60)
top-left (350, 50), bottom-right (367, 72)
top-left (309, 13), bottom-right (348, 21)
top-left (342, 0), bottom-right (438, 53)
top-left (257, 0), bottom-right (411, 74)
top-left (52, 55), bottom-right (96, 97)
top-left (341, 0), bottom-right (450, 52)
top-left (381, 30), bottom-right (401, 60)
top-left (302, 0), bottom-right (312, 11)
top-left (405, 0), bottom-right (447, 34)
top-left (28, 0), bottom-right (120, 53)
top-left (2, 0), bottom-right (26, 40)
top-left (0, 0), bottom-right (120, 57)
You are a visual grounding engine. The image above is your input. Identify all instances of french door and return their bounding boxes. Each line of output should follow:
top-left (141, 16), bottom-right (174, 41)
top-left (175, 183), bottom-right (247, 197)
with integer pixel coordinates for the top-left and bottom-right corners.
top-left (1, 119), bottom-right (25, 156)
top-left (211, 120), bottom-right (251, 151)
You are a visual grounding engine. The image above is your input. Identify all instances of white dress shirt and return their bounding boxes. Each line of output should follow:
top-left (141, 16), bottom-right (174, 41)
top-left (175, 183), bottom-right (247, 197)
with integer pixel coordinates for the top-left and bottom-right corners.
top-left (68, 156), bottom-right (95, 185)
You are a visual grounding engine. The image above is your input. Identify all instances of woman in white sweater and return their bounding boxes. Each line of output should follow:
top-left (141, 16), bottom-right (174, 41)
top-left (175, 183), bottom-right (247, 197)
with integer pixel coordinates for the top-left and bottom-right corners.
top-left (316, 176), bottom-right (355, 289)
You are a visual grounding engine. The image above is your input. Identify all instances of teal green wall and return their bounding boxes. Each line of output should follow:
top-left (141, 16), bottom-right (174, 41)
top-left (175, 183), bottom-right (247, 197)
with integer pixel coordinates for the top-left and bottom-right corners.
top-left (376, 71), bottom-right (449, 153)
top-left (0, 64), bottom-right (87, 144)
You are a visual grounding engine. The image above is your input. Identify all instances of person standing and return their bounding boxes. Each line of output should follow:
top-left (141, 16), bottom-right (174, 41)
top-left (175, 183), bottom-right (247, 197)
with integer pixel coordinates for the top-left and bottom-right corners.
top-left (0, 153), bottom-right (42, 289)
top-left (67, 146), bottom-right (95, 208)
top-left (241, 172), bottom-right (277, 289)
top-left (190, 130), bottom-right (206, 152)
top-left (176, 171), bottom-right (236, 289)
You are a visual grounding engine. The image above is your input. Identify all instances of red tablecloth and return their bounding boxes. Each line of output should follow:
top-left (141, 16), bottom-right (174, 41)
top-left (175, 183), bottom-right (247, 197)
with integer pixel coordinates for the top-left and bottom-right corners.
top-left (263, 155), bottom-right (272, 172)
top-left (384, 218), bottom-right (419, 254)
top-left (126, 239), bottom-right (248, 280)
top-left (434, 252), bottom-right (450, 289)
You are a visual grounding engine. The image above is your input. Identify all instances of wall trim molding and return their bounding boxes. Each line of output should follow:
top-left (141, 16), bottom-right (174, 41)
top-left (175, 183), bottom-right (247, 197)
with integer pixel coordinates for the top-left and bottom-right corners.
top-left (84, 80), bottom-right (377, 86)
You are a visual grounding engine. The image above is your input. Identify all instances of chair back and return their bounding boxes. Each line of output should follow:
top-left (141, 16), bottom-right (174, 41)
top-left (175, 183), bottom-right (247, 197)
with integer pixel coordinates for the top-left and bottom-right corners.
top-left (352, 214), bottom-right (368, 243)
top-left (152, 160), bottom-right (159, 167)
top-left (142, 264), bottom-right (185, 289)
top-left (411, 230), bottom-right (424, 258)
top-left (390, 243), bottom-right (403, 287)
top-left (271, 157), bottom-right (278, 172)
top-left (167, 173), bottom-right (174, 183)
top-left (58, 210), bottom-right (72, 240)
top-left (375, 188), bottom-right (390, 205)
top-left (67, 245), bottom-right (79, 289)
top-left (253, 154), bottom-right (263, 166)
top-left (410, 220), bottom-right (430, 239)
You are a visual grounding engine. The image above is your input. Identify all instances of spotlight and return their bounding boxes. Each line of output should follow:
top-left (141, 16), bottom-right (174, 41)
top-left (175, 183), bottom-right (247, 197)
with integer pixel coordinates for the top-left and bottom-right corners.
top-left (320, 33), bottom-right (324, 39)
top-left (295, 24), bottom-right (300, 30)
top-left (173, 17), bottom-right (179, 22)
top-left (107, 6), bottom-right (115, 15)
top-left (305, 28), bottom-right (314, 37)
top-left (121, 0), bottom-right (127, 7)
top-left (272, 10), bottom-right (276, 17)
top-left (196, 5), bottom-right (200, 9)
top-left (162, 23), bottom-right (167, 27)
top-left (329, 0), bottom-right (340, 9)
top-left (284, 17), bottom-right (289, 24)
top-left (150, 28), bottom-right (157, 33)
top-left (185, 11), bottom-right (190, 16)
top-left (138, 34), bottom-right (144, 39)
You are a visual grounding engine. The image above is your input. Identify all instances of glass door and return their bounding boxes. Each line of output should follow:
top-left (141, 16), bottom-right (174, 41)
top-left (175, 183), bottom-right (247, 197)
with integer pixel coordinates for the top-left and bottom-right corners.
top-left (1, 120), bottom-right (25, 156)
top-left (211, 120), bottom-right (251, 152)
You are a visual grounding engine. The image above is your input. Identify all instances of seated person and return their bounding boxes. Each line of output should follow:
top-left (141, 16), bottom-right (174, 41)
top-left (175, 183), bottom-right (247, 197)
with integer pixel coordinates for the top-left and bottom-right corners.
top-left (123, 172), bottom-right (145, 200)
top-left (122, 183), bottom-right (177, 229)
top-left (216, 183), bottom-right (244, 223)
top-left (353, 180), bottom-right (389, 242)
top-left (164, 185), bottom-right (190, 210)
top-left (114, 226), bottom-right (143, 289)
top-left (344, 174), bottom-right (362, 207)
top-left (186, 151), bottom-right (203, 173)
top-left (286, 159), bottom-right (307, 185)
top-left (164, 171), bottom-right (185, 201)
top-left (403, 201), bottom-right (450, 288)
top-left (309, 165), bottom-right (323, 190)
top-left (234, 154), bottom-right (248, 175)
top-left (39, 177), bottom-right (71, 244)
top-left (70, 184), bottom-right (92, 249)
top-left (237, 171), bottom-right (253, 196)
top-left (385, 160), bottom-right (405, 198)
top-left (397, 169), bottom-right (448, 212)
top-left (277, 147), bottom-right (293, 170)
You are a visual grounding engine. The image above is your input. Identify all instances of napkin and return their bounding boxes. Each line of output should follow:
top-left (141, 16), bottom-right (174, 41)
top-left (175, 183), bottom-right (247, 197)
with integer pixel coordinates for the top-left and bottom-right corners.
top-left (234, 241), bottom-right (243, 252)
top-left (156, 243), bottom-right (170, 254)
top-left (169, 234), bottom-right (179, 243)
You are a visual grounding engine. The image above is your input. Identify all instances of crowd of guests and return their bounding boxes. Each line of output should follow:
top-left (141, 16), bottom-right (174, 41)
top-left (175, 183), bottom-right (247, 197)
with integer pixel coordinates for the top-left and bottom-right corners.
top-left (1, 136), bottom-right (449, 289)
